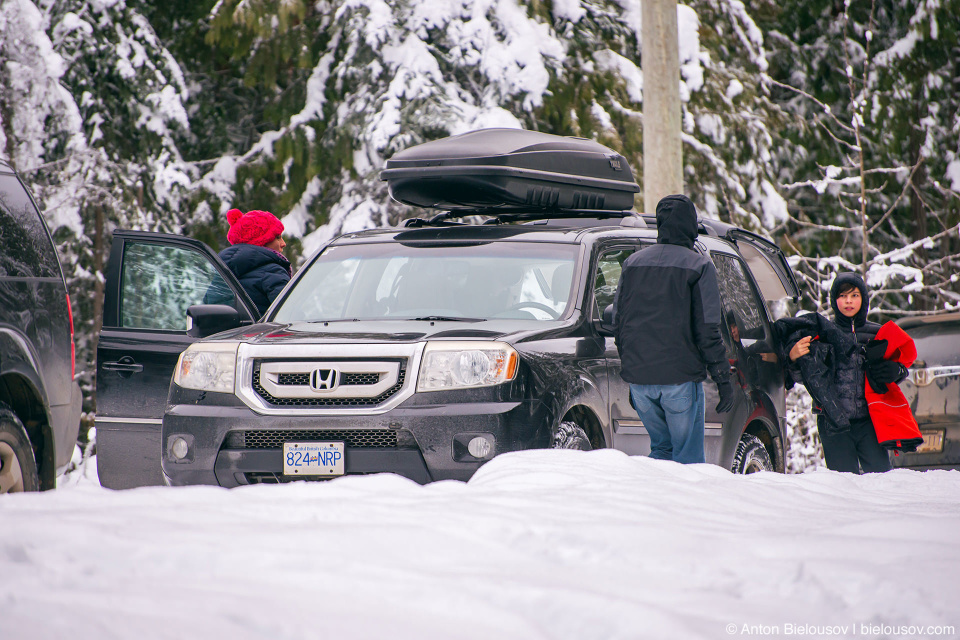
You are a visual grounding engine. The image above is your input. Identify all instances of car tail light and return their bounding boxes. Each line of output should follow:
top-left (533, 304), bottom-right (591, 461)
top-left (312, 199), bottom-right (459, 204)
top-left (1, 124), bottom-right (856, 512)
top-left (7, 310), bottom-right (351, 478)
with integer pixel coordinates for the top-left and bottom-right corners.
top-left (66, 293), bottom-right (75, 379)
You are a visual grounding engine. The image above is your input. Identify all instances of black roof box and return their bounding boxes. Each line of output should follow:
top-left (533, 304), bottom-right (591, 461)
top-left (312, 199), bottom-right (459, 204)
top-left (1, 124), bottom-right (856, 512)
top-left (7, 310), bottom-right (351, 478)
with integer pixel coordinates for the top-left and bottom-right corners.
top-left (380, 128), bottom-right (639, 212)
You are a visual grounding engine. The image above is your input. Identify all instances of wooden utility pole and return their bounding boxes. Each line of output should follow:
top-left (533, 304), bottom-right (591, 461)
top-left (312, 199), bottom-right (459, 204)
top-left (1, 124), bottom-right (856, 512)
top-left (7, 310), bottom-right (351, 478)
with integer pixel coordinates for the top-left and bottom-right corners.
top-left (642, 0), bottom-right (684, 214)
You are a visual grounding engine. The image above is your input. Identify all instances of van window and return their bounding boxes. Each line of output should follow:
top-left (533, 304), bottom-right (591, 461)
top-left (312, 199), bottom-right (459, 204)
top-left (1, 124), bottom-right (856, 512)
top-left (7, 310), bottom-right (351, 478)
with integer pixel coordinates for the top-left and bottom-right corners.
top-left (713, 254), bottom-right (764, 339)
top-left (594, 248), bottom-right (637, 315)
top-left (274, 242), bottom-right (579, 322)
top-left (0, 175), bottom-right (60, 278)
top-left (120, 242), bottom-right (236, 331)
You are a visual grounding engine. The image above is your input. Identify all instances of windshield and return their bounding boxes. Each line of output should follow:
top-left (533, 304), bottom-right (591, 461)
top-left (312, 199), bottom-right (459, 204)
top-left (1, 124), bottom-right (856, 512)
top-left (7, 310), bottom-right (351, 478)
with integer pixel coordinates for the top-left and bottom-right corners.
top-left (273, 241), bottom-right (580, 323)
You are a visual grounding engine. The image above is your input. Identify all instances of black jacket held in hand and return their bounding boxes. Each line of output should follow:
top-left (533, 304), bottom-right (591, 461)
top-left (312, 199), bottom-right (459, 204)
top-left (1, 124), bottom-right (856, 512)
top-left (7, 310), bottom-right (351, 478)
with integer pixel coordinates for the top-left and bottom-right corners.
top-left (613, 194), bottom-right (727, 385)
top-left (219, 243), bottom-right (292, 317)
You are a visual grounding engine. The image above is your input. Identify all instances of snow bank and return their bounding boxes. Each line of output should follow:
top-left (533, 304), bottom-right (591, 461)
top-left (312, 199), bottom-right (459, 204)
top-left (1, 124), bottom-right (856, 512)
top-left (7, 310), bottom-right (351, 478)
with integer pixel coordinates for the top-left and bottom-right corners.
top-left (4, 450), bottom-right (959, 639)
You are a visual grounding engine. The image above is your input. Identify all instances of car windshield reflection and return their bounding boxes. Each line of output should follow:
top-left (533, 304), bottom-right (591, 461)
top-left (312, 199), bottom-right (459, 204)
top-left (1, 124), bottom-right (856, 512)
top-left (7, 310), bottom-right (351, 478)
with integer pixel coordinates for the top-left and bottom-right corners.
top-left (272, 242), bottom-right (579, 323)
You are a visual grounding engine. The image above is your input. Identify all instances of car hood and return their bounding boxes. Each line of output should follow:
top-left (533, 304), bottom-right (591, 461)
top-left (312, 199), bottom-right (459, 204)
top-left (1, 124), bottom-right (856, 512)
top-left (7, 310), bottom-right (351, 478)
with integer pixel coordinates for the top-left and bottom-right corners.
top-left (204, 319), bottom-right (569, 345)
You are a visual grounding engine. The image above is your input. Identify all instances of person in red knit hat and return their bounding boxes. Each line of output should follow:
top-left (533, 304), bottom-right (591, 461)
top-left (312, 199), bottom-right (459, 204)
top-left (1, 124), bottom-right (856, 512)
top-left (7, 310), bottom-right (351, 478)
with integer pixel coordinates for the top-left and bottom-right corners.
top-left (218, 208), bottom-right (292, 317)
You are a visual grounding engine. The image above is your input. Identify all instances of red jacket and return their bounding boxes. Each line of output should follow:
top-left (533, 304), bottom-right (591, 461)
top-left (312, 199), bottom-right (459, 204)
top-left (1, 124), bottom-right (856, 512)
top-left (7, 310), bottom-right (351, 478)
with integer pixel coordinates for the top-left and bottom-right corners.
top-left (865, 321), bottom-right (923, 452)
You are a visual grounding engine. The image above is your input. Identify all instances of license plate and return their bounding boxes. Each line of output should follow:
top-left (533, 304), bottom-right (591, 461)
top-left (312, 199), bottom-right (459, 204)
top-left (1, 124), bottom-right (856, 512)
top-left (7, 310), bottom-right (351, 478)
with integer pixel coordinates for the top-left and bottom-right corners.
top-left (916, 430), bottom-right (945, 454)
top-left (282, 442), bottom-right (345, 476)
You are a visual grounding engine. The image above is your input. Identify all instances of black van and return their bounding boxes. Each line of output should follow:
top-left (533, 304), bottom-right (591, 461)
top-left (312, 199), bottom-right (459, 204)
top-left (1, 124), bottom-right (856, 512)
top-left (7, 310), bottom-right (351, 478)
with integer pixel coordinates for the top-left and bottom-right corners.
top-left (94, 129), bottom-right (799, 488)
top-left (0, 159), bottom-right (82, 493)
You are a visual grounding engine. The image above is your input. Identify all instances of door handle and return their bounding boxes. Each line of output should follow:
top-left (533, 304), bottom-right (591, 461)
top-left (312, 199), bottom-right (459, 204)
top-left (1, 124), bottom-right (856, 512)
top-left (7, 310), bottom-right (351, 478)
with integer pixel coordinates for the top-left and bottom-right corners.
top-left (103, 357), bottom-right (144, 374)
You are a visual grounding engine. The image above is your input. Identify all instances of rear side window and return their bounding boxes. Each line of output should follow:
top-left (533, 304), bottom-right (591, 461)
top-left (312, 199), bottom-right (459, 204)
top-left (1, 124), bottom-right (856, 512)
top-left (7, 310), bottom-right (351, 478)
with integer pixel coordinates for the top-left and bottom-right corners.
top-left (0, 174), bottom-right (60, 278)
top-left (120, 242), bottom-right (236, 331)
top-left (713, 254), bottom-right (764, 339)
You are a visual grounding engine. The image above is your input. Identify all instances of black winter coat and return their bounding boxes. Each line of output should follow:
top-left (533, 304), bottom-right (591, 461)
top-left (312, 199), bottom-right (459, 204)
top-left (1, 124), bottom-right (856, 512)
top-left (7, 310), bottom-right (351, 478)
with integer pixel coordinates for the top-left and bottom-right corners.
top-left (218, 243), bottom-right (291, 317)
top-left (773, 273), bottom-right (881, 434)
top-left (613, 195), bottom-right (727, 385)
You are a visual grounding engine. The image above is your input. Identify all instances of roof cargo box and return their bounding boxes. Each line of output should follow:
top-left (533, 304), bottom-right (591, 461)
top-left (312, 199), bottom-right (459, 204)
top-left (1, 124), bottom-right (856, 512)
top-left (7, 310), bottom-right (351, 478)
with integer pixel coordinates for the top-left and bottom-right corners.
top-left (380, 128), bottom-right (639, 212)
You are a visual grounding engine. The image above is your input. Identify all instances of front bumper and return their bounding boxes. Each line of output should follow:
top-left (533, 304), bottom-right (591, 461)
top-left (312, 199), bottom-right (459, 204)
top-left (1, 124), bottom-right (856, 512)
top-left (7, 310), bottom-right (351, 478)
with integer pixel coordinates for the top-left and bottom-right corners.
top-left (161, 388), bottom-right (550, 487)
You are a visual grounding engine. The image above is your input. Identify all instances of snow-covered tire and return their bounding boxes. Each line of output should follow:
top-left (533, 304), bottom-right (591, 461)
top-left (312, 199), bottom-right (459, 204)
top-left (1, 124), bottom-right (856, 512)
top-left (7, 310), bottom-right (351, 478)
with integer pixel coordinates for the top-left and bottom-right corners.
top-left (731, 433), bottom-right (773, 474)
top-left (552, 421), bottom-right (591, 451)
top-left (0, 405), bottom-right (40, 493)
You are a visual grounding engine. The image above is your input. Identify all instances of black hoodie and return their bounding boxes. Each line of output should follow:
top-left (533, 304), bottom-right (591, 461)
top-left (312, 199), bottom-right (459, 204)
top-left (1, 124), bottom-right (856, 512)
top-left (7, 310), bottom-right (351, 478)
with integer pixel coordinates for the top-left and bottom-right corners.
top-left (829, 272), bottom-right (882, 420)
top-left (613, 195), bottom-right (728, 385)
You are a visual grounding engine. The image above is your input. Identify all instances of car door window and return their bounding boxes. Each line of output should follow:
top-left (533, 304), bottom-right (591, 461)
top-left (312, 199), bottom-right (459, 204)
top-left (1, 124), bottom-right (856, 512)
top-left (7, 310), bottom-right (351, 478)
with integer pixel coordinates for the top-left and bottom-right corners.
top-left (594, 248), bottom-right (636, 316)
top-left (120, 242), bottom-right (236, 331)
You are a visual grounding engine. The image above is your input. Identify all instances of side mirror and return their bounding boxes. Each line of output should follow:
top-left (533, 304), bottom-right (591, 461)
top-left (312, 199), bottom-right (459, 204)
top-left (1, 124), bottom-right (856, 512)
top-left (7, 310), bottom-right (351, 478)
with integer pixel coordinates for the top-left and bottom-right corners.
top-left (595, 303), bottom-right (616, 337)
top-left (186, 304), bottom-right (244, 338)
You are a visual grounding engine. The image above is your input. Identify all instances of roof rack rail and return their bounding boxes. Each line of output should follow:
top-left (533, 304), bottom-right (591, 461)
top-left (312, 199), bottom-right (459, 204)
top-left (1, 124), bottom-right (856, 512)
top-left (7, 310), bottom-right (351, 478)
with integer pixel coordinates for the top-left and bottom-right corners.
top-left (637, 213), bottom-right (732, 238)
top-left (402, 208), bottom-right (633, 228)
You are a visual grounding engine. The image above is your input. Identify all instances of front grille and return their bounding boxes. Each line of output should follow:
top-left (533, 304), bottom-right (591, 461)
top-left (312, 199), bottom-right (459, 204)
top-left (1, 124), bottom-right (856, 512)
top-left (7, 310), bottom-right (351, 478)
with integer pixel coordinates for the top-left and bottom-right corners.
top-left (235, 429), bottom-right (399, 449)
top-left (244, 472), bottom-right (328, 484)
top-left (243, 471), bottom-right (387, 483)
top-left (253, 361), bottom-right (405, 407)
top-left (276, 372), bottom-right (381, 386)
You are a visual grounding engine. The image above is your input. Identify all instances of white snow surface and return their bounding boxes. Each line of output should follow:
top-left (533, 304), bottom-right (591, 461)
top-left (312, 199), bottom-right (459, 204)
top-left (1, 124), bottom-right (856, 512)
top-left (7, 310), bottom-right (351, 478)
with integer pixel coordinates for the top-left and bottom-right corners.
top-left (5, 450), bottom-right (960, 640)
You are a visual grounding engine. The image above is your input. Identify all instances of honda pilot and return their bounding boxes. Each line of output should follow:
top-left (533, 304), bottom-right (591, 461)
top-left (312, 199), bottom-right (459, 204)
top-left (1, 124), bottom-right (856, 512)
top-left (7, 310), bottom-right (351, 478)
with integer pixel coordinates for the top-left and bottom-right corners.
top-left (95, 129), bottom-right (799, 488)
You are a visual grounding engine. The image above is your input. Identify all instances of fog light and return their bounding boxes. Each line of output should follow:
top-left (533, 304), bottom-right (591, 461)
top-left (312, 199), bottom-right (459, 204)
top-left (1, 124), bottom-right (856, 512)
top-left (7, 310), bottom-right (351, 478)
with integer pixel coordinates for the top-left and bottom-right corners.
top-left (467, 436), bottom-right (493, 459)
top-left (171, 437), bottom-right (189, 460)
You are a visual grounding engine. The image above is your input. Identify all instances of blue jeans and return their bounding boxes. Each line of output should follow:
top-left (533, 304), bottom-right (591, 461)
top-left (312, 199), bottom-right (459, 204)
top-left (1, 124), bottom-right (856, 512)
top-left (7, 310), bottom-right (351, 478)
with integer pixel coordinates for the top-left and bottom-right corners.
top-left (629, 382), bottom-right (705, 464)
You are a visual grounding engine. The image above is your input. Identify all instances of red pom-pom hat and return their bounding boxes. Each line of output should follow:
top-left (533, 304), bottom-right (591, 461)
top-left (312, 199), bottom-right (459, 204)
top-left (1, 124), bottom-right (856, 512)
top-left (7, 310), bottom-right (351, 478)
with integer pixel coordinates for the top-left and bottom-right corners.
top-left (225, 208), bottom-right (284, 247)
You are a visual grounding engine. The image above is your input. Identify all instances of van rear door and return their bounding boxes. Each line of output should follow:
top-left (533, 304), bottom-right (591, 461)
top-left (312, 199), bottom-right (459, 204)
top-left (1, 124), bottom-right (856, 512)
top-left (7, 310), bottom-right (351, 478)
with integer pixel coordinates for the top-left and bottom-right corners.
top-left (725, 229), bottom-right (800, 304)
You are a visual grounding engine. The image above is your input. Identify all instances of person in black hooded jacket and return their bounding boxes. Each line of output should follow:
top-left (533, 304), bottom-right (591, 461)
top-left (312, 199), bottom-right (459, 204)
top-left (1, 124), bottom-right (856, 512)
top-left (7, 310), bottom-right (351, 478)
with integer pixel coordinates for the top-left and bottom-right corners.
top-left (783, 272), bottom-right (908, 473)
top-left (613, 194), bottom-right (735, 464)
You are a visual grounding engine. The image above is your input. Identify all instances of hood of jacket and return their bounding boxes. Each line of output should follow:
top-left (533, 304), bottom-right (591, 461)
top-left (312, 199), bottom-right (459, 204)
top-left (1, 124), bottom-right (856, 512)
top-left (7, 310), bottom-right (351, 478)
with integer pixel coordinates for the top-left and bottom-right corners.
top-left (220, 243), bottom-right (291, 278)
top-left (830, 271), bottom-right (870, 329)
top-left (656, 194), bottom-right (698, 249)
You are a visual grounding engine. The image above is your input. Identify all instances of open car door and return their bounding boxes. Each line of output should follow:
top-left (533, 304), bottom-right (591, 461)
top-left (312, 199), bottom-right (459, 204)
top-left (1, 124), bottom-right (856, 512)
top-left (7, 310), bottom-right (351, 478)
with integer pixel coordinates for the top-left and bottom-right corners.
top-left (96, 230), bottom-right (258, 489)
top-left (724, 229), bottom-right (800, 304)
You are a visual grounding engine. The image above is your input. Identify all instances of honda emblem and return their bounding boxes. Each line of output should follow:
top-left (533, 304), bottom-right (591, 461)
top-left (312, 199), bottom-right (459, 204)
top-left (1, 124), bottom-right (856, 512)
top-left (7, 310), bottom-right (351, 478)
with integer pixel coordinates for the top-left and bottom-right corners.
top-left (310, 368), bottom-right (339, 392)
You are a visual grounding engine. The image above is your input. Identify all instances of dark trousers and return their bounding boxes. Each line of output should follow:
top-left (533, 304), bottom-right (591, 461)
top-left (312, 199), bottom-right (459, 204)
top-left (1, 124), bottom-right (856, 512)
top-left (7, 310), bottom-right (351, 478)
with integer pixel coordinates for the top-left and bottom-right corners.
top-left (817, 416), bottom-right (892, 473)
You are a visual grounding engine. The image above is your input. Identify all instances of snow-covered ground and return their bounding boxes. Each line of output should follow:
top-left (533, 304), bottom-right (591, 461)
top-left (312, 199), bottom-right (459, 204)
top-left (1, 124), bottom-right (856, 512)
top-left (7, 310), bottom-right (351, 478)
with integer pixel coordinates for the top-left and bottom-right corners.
top-left (3, 451), bottom-right (959, 640)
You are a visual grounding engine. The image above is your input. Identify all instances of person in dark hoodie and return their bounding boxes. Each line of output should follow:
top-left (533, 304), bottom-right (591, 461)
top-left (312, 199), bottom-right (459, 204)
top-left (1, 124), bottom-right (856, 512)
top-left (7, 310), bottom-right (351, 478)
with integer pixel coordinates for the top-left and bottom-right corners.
top-left (613, 194), bottom-right (736, 464)
top-left (217, 208), bottom-right (292, 317)
top-left (783, 272), bottom-right (909, 473)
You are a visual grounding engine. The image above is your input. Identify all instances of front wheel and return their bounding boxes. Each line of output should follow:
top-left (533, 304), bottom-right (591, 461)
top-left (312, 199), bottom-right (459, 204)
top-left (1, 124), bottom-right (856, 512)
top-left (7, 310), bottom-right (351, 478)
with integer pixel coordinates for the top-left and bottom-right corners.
top-left (0, 405), bottom-right (40, 493)
top-left (552, 421), bottom-right (592, 451)
top-left (731, 433), bottom-right (773, 474)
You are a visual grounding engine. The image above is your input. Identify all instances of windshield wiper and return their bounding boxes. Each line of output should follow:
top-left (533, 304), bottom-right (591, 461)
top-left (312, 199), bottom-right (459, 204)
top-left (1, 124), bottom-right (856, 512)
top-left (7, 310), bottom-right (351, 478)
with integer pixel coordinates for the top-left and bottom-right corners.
top-left (408, 316), bottom-right (483, 322)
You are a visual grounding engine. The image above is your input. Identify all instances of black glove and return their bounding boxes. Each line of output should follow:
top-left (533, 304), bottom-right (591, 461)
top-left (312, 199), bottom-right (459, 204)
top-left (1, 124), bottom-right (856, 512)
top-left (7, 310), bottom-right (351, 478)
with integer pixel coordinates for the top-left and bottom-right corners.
top-left (866, 359), bottom-right (904, 394)
top-left (864, 338), bottom-right (888, 363)
top-left (715, 378), bottom-right (736, 413)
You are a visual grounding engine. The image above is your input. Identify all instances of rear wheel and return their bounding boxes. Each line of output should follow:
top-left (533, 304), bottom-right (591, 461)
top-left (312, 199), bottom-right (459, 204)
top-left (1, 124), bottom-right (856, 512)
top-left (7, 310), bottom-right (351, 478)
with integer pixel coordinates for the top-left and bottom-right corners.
top-left (552, 421), bottom-right (592, 451)
top-left (731, 433), bottom-right (773, 474)
top-left (0, 406), bottom-right (40, 493)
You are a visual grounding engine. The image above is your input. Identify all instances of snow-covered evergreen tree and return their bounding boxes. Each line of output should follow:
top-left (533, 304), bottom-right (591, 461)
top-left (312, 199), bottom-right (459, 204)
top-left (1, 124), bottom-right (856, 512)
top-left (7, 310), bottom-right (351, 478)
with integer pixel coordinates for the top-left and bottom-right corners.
top-left (759, 0), bottom-right (960, 317)
top-left (185, 0), bottom-right (792, 259)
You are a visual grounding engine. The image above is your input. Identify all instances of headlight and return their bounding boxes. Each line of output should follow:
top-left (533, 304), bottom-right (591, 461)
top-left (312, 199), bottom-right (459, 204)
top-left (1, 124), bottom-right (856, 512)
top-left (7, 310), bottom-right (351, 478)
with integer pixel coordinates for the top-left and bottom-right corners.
top-left (173, 342), bottom-right (240, 393)
top-left (417, 341), bottom-right (518, 391)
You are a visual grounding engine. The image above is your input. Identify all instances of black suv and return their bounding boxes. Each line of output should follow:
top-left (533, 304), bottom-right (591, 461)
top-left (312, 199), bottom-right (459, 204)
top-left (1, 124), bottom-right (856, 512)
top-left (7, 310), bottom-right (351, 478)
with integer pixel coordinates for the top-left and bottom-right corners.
top-left (0, 159), bottom-right (82, 493)
top-left (94, 130), bottom-right (799, 488)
